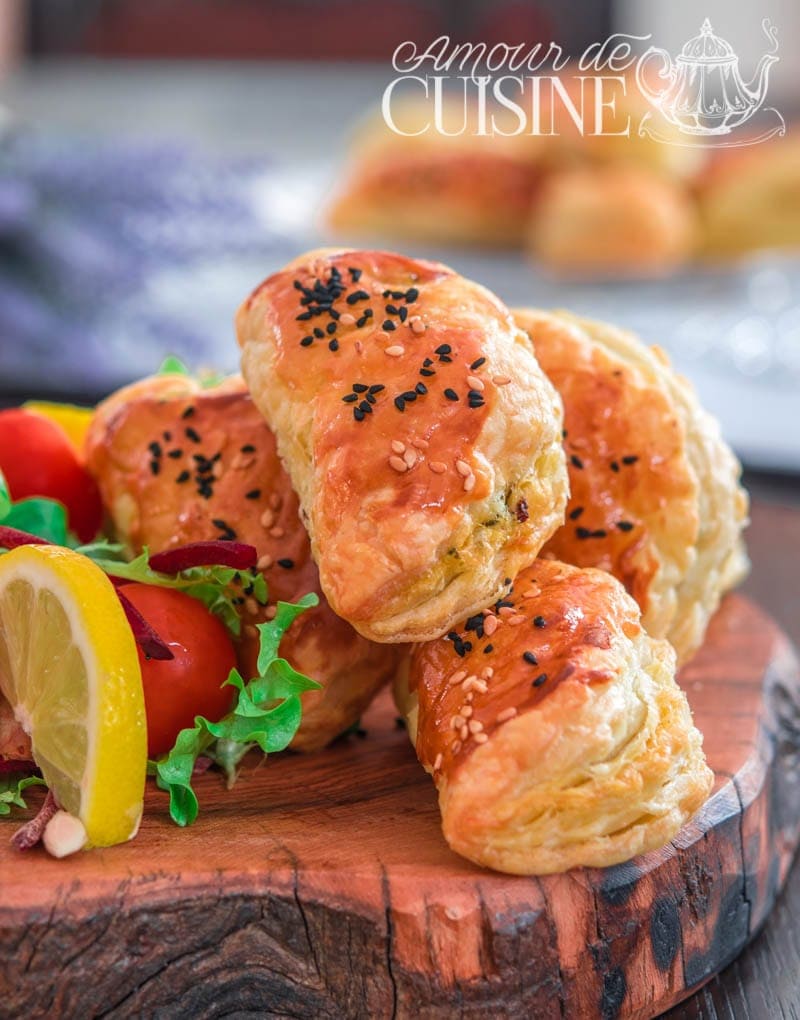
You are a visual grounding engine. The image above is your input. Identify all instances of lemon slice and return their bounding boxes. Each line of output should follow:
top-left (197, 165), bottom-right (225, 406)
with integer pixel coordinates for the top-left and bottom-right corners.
top-left (24, 401), bottom-right (94, 457)
top-left (0, 545), bottom-right (146, 847)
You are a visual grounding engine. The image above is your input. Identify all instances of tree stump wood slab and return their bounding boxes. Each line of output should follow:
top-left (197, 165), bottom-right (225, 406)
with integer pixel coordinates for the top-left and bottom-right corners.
top-left (1, 594), bottom-right (799, 1020)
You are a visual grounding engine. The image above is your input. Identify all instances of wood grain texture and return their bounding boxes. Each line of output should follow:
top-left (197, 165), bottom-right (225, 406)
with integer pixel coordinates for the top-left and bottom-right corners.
top-left (0, 590), bottom-right (798, 1020)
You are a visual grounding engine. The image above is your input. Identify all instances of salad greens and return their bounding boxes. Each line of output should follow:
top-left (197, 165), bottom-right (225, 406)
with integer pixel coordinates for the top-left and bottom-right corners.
top-left (0, 473), bottom-right (70, 545)
top-left (0, 775), bottom-right (47, 816)
top-left (154, 594), bottom-right (319, 826)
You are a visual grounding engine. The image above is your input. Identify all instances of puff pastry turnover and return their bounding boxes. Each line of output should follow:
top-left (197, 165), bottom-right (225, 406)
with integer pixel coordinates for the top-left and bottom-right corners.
top-left (395, 558), bottom-right (713, 875)
top-left (237, 248), bottom-right (568, 643)
top-left (85, 374), bottom-right (403, 752)
top-left (514, 308), bottom-right (748, 664)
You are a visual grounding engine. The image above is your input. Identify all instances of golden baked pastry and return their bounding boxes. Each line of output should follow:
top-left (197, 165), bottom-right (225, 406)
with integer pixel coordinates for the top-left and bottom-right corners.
top-left (237, 248), bottom-right (568, 644)
top-left (85, 373), bottom-right (403, 752)
top-left (527, 165), bottom-right (697, 277)
top-left (395, 558), bottom-right (713, 875)
top-left (698, 134), bottom-right (800, 258)
top-left (327, 101), bottom-right (547, 247)
top-left (514, 307), bottom-right (748, 664)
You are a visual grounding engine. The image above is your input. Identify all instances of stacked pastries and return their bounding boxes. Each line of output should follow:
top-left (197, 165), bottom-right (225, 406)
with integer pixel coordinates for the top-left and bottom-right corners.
top-left (233, 247), bottom-right (747, 875)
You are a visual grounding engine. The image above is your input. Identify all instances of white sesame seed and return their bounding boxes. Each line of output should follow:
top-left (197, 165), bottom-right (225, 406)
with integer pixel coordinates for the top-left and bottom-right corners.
top-left (269, 493), bottom-right (282, 510)
top-left (466, 375), bottom-right (485, 391)
top-left (509, 614), bottom-right (527, 626)
top-left (455, 459), bottom-right (471, 477)
top-left (411, 438), bottom-right (429, 451)
top-left (461, 674), bottom-right (478, 689)
top-left (465, 692), bottom-right (475, 703)
top-left (452, 739), bottom-right (463, 754)
top-left (497, 707), bottom-right (518, 723)
top-left (459, 724), bottom-right (468, 741)
top-left (433, 752), bottom-right (443, 771)
top-left (410, 317), bottom-right (426, 335)
top-left (389, 455), bottom-right (407, 473)
top-left (339, 312), bottom-right (356, 325)
top-left (468, 720), bottom-right (484, 734)
top-left (429, 461), bottom-right (447, 474)
top-left (391, 440), bottom-right (406, 454)
top-left (481, 666), bottom-right (494, 679)
top-left (257, 554), bottom-right (273, 571)
top-left (245, 597), bottom-right (259, 615)
top-left (403, 448), bottom-right (417, 468)
top-left (463, 474), bottom-right (476, 492)
top-left (355, 340), bottom-right (364, 354)
top-left (448, 670), bottom-right (467, 686)
top-left (451, 715), bottom-right (464, 730)
top-left (461, 705), bottom-right (473, 718)
top-left (260, 509), bottom-right (275, 529)
top-left (212, 461), bottom-right (223, 479)
top-left (473, 732), bottom-right (489, 744)
top-left (269, 526), bottom-right (285, 539)
top-left (385, 345), bottom-right (405, 357)
top-left (522, 588), bottom-right (540, 598)
top-left (498, 606), bottom-right (516, 618)
top-left (232, 453), bottom-right (255, 471)
top-left (483, 614), bottom-right (498, 636)
top-left (493, 375), bottom-right (512, 386)
top-left (375, 331), bottom-right (389, 343)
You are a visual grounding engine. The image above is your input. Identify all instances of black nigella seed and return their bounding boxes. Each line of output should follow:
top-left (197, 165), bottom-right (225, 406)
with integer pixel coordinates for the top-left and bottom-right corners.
top-left (162, 431), bottom-right (172, 442)
top-left (181, 406), bottom-right (195, 419)
top-left (593, 529), bottom-right (608, 538)
top-left (401, 390), bottom-right (417, 402)
top-left (382, 289), bottom-right (392, 298)
top-left (532, 673), bottom-right (548, 687)
top-left (330, 308), bottom-right (340, 320)
top-left (533, 616), bottom-right (546, 628)
top-left (576, 527), bottom-right (592, 539)
top-left (356, 316), bottom-right (367, 328)
top-left (185, 427), bottom-right (201, 444)
top-left (149, 461), bottom-right (160, 476)
top-left (358, 400), bottom-right (373, 414)
top-left (277, 558), bottom-right (294, 569)
top-left (483, 644), bottom-right (494, 654)
top-left (523, 651), bottom-right (538, 665)
top-left (245, 489), bottom-right (261, 500)
top-left (470, 357), bottom-right (486, 370)
top-left (385, 304), bottom-right (399, 315)
top-left (419, 368), bottom-right (435, 377)
top-left (369, 384), bottom-right (385, 394)
top-left (398, 306), bottom-right (408, 322)
top-left (423, 357), bottom-right (433, 366)
top-left (343, 393), bottom-right (358, 403)
top-left (617, 521), bottom-right (634, 532)
top-left (354, 407), bottom-right (365, 422)
top-left (346, 290), bottom-right (370, 305)
top-left (353, 383), bottom-right (368, 393)
top-left (349, 267), bottom-right (362, 281)
top-left (391, 289), bottom-right (405, 299)
top-left (176, 469), bottom-right (190, 483)
top-left (570, 454), bottom-right (584, 470)
top-left (148, 441), bottom-right (162, 456)
top-left (300, 336), bottom-right (314, 347)
top-left (435, 344), bottom-right (452, 355)
top-left (394, 396), bottom-right (406, 412)
top-left (366, 393), bottom-right (376, 404)
top-left (364, 308), bottom-right (374, 317)
top-left (439, 355), bottom-right (453, 363)
top-left (469, 399), bottom-right (485, 409)
top-left (241, 444), bottom-right (256, 453)
top-left (415, 382), bottom-right (427, 395)
top-left (444, 389), bottom-right (459, 401)
top-left (329, 339), bottom-right (339, 352)
top-left (622, 455), bottom-right (639, 465)
top-left (406, 287), bottom-right (419, 302)
top-left (296, 311), bottom-right (312, 321)
top-left (327, 322), bottom-right (337, 334)
top-left (383, 320), bottom-right (396, 332)
top-left (314, 327), bottom-right (325, 338)
top-left (167, 449), bottom-right (182, 459)
top-left (569, 506), bottom-right (584, 520)
top-left (610, 461), bottom-right (620, 473)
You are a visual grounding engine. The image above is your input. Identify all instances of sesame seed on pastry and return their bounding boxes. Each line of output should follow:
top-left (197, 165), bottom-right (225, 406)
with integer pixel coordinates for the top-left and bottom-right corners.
top-left (236, 248), bottom-right (569, 644)
top-left (85, 373), bottom-right (404, 752)
top-left (395, 558), bottom-right (713, 875)
top-left (513, 307), bottom-right (749, 665)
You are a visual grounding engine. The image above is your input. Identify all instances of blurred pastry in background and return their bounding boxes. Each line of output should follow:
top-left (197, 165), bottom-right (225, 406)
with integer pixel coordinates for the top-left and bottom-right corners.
top-left (327, 100), bottom-right (548, 247)
top-left (85, 373), bottom-right (404, 751)
top-left (698, 135), bottom-right (800, 259)
top-left (527, 165), bottom-right (697, 277)
top-left (513, 308), bottom-right (749, 665)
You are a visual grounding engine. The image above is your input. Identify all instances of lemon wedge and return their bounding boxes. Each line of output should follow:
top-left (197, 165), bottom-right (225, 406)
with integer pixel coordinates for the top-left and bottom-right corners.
top-left (0, 545), bottom-right (146, 847)
top-left (24, 401), bottom-right (94, 457)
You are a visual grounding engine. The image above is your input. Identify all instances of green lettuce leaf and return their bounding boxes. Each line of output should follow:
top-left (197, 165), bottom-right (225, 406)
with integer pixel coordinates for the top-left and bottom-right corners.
top-left (79, 545), bottom-right (267, 637)
top-left (154, 593), bottom-right (320, 826)
top-left (0, 774), bottom-right (47, 817)
top-left (158, 355), bottom-right (190, 376)
top-left (0, 473), bottom-right (70, 545)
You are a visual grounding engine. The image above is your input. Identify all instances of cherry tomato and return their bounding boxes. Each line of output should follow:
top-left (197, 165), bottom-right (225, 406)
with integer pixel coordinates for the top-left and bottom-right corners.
top-left (121, 583), bottom-right (237, 757)
top-left (0, 408), bottom-right (103, 542)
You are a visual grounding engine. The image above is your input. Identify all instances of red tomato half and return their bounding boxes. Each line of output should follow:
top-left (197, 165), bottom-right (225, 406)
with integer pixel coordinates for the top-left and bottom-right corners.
top-left (0, 408), bottom-right (103, 542)
top-left (121, 583), bottom-right (237, 758)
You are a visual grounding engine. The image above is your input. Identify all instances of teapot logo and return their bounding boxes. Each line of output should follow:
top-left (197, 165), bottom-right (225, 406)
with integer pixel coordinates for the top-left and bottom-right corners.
top-left (635, 18), bottom-right (786, 146)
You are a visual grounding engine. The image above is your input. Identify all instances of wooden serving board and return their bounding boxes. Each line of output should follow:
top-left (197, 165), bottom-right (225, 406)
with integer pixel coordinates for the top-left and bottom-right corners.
top-left (1, 594), bottom-right (799, 1020)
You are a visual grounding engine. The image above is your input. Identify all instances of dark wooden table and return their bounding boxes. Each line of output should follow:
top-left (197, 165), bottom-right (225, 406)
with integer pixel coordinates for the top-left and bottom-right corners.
top-left (664, 479), bottom-right (800, 1019)
top-left (1, 384), bottom-right (798, 1016)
